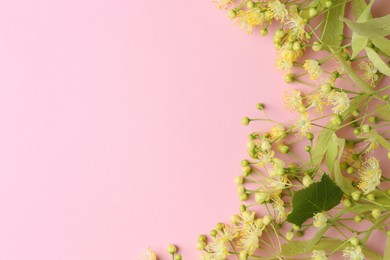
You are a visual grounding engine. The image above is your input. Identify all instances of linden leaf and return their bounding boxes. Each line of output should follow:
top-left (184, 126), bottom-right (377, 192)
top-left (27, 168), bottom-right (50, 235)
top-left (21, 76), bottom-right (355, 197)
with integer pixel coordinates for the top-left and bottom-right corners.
top-left (341, 15), bottom-right (390, 38)
top-left (372, 37), bottom-right (390, 57)
top-left (321, 0), bottom-right (346, 48)
top-left (286, 174), bottom-right (343, 226)
top-left (365, 47), bottom-right (390, 77)
top-left (351, 0), bottom-right (374, 58)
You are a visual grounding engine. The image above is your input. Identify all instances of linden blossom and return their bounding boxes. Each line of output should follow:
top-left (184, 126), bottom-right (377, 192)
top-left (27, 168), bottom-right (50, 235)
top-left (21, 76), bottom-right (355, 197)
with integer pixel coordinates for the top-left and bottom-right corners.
top-left (141, 0), bottom-right (390, 259)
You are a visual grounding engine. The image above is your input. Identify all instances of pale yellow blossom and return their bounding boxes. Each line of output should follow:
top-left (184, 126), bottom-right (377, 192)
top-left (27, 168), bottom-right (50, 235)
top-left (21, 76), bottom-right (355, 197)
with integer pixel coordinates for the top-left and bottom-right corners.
top-left (357, 157), bottom-right (382, 194)
top-left (303, 60), bottom-right (323, 80)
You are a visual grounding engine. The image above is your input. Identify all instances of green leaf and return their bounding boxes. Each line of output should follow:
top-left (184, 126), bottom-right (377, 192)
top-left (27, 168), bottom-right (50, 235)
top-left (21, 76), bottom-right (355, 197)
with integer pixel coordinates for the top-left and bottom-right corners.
top-left (311, 128), bottom-right (334, 167)
top-left (341, 15), bottom-right (390, 38)
top-left (365, 47), bottom-right (390, 76)
top-left (281, 238), bottom-right (382, 259)
top-left (286, 174), bottom-right (343, 226)
top-left (321, 0), bottom-right (346, 48)
top-left (352, 0), bottom-right (371, 19)
top-left (351, 0), bottom-right (374, 58)
top-left (372, 37), bottom-right (390, 57)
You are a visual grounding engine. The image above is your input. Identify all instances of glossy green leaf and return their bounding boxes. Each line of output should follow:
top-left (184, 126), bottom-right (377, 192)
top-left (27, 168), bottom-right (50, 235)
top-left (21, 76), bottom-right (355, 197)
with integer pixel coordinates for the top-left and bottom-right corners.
top-left (321, 0), bottom-right (346, 48)
top-left (286, 174), bottom-right (343, 226)
top-left (365, 47), bottom-right (390, 76)
top-left (372, 37), bottom-right (390, 57)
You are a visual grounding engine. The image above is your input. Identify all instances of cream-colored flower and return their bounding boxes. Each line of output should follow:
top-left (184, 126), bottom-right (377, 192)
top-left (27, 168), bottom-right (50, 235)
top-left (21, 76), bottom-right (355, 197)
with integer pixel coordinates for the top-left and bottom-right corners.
top-left (267, 0), bottom-right (289, 21)
top-left (275, 58), bottom-right (293, 74)
top-left (257, 150), bottom-right (275, 166)
top-left (216, 224), bottom-right (237, 242)
top-left (269, 125), bottom-right (285, 141)
top-left (359, 61), bottom-right (378, 86)
top-left (327, 90), bottom-right (350, 114)
top-left (236, 8), bottom-right (264, 33)
top-left (357, 157), bottom-right (382, 194)
top-left (293, 113), bottom-right (312, 137)
top-left (343, 246), bottom-right (364, 260)
top-left (313, 212), bottom-right (327, 228)
top-left (287, 13), bottom-right (306, 41)
top-left (138, 248), bottom-right (157, 260)
top-left (284, 89), bottom-right (303, 112)
top-left (312, 250), bottom-right (327, 260)
top-left (306, 92), bottom-right (326, 114)
top-left (204, 238), bottom-right (230, 260)
top-left (212, 0), bottom-right (234, 9)
top-left (271, 196), bottom-right (286, 223)
top-left (303, 60), bottom-right (323, 80)
top-left (237, 221), bottom-right (264, 255)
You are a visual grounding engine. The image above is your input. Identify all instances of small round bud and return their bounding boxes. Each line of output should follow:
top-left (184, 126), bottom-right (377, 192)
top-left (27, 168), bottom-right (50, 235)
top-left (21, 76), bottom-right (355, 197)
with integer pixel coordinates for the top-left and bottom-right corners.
top-left (351, 191), bottom-right (362, 201)
top-left (296, 231), bottom-right (304, 237)
top-left (196, 241), bottom-right (206, 250)
top-left (368, 116), bottom-right (377, 124)
top-left (305, 32), bottom-right (311, 39)
top-left (312, 41), bottom-right (322, 52)
top-left (305, 145), bottom-right (311, 152)
top-left (309, 7), bottom-right (318, 17)
top-left (240, 193), bottom-right (248, 201)
top-left (325, 1), bottom-right (332, 7)
top-left (227, 9), bottom-right (237, 19)
top-left (292, 224), bottom-right (300, 231)
top-left (241, 159), bottom-right (250, 167)
top-left (307, 132), bottom-right (314, 141)
top-left (242, 166), bottom-right (251, 176)
top-left (239, 204), bottom-right (246, 212)
top-left (332, 71), bottom-right (340, 79)
top-left (263, 215), bottom-right (272, 225)
top-left (303, 175), bottom-right (313, 187)
top-left (331, 115), bottom-right (342, 126)
top-left (321, 83), bottom-right (332, 94)
top-left (241, 116), bottom-right (250, 126)
top-left (383, 94), bottom-right (389, 101)
top-left (246, 1), bottom-right (255, 9)
top-left (209, 229), bottom-right (217, 237)
top-left (175, 254), bottom-right (183, 260)
top-left (285, 42), bottom-right (293, 50)
top-left (372, 208), bottom-right (381, 219)
top-left (260, 28), bottom-right (268, 36)
top-left (198, 235), bottom-right (207, 242)
top-left (275, 29), bottom-right (285, 38)
top-left (367, 194), bottom-right (375, 201)
top-left (361, 124), bottom-right (371, 133)
top-left (352, 109), bottom-right (360, 117)
top-left (167, 244), bottom-right (178, 254)
top-left (284, 74), bottom-right (294, 83)
top-left (353, 129), bottom-right (361, 136)
top-left (350, 237), bottom-right (359, 246)
top-left (343, 198), bottom-right (352, 208)
top-left (293, 41), bottom-right (301, 51)
top-left (347, 167), bottom-right (355, 174)
top-left (340, 51), bottom-right (349, 60)
top-left (256, 103), bottom-right (264, 111)
top-left (215, 223), bottom-right (224, 230)
top-left (278, 144), bottom-right (290, 154)
top-left (352, 154), bottom-right (359, 160)
top-left (231, 214), bottom-right (240, 224)
top-left (235, 176), bottom-right (244, 185)
top-left (354, 215), bottom-right (362, 223)
top-left (286, 231), bottom-right (294, 241)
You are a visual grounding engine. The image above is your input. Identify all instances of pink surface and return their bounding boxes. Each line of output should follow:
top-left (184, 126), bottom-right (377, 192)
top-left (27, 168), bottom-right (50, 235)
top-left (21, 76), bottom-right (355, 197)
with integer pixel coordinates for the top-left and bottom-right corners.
top-left (0, 1), bottom-right (387, 260)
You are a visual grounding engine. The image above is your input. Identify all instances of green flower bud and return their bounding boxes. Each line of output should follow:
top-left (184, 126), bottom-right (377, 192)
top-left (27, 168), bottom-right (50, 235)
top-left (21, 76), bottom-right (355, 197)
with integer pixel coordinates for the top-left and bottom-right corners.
top-left (350, 237), bottom-right (359, 246)
top-left (325, 1), bottom-right (332, 7)
top-left (354, 215), bottom-right (362, 223)
top-left (284, 74), bottom-right (294, 83)
top-left (383, 94), bottom-right (389, 101)
top-left (293, 41), bottom-right (302, 51)
top-left (321, 83), bottom-right (332, 94)
top-left (303, 175), bottom-right (313, 187)
top-left (309, 7), bottom-right (318, 17)
top-left (352, 109), bottom-right (360, 117)
top-left (235, 176), bottom-right (244, 185)
top-left (347, 167), bottom-right (355, 174)
top-left (275, 29), bottom-right (285, 38)
top-left (227, 9), bottom-right (237, 19)
top-left (368, 116), bottom-right (377, 124)
top-left (305, 145), bottom-right (311, 152)
top-left (198, 235), bottom-right (207, 242)
top-left (312, 41), bottom-right (322, 51)
top-left (241, 116), bottom-right (250, 126)
top-left (209, 229), bottom-right (217, 237)
top-left (332, 71), bottom-right (340, 79)
top-left (367, 194), bottom-right (375, 201)
top-left (286, 231), bottom-right (294, 241)
top-left (307, 132), bottom-right (314, 141)
top-left (296, 231), bottom-right (304, 237)
top-left (240, 193), bottom-right (248, 201)
top-left (239, 204), bottom-right (247, 212)
top-left (196, 241), bottom-right (206, 250)
top-left (167, 244), bottom-right (178, 254)
top-left (331, 115), bottom-right (342, 126)
top-left (263, 215), bottom-right (272, 225)
top-left (372, 208), bottom-right (381, 219)
top-left (361, 124), bottom-right (371, 133)
top-left (175, 254), bottom-right (183, 260)
top-left (343, 198), bottom-right (352, 208)
top-left (242, 166), bottom-right (251, 176)
top-left (353, 129), bottom-right (361, 136)
top-left (260, 28), bottom-right (268, 36)
top-left (278, 144), bottom-right (290, 154)
top-left (246, 1), bottom-right (255, 9)
top-left (231, 214), bottom-right (240, 224)
top-left (351, 191), bottom-right (362, 201)
top-left (241, 159), bottom-right (250, 167)
top-left (292, 224), bottom-right (300, 231)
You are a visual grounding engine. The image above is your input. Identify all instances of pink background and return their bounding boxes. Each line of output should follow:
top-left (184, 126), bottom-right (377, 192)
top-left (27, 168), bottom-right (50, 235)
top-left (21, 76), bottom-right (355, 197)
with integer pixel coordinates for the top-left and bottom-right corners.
top-left (0, 1), bottom-right (388, 260)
